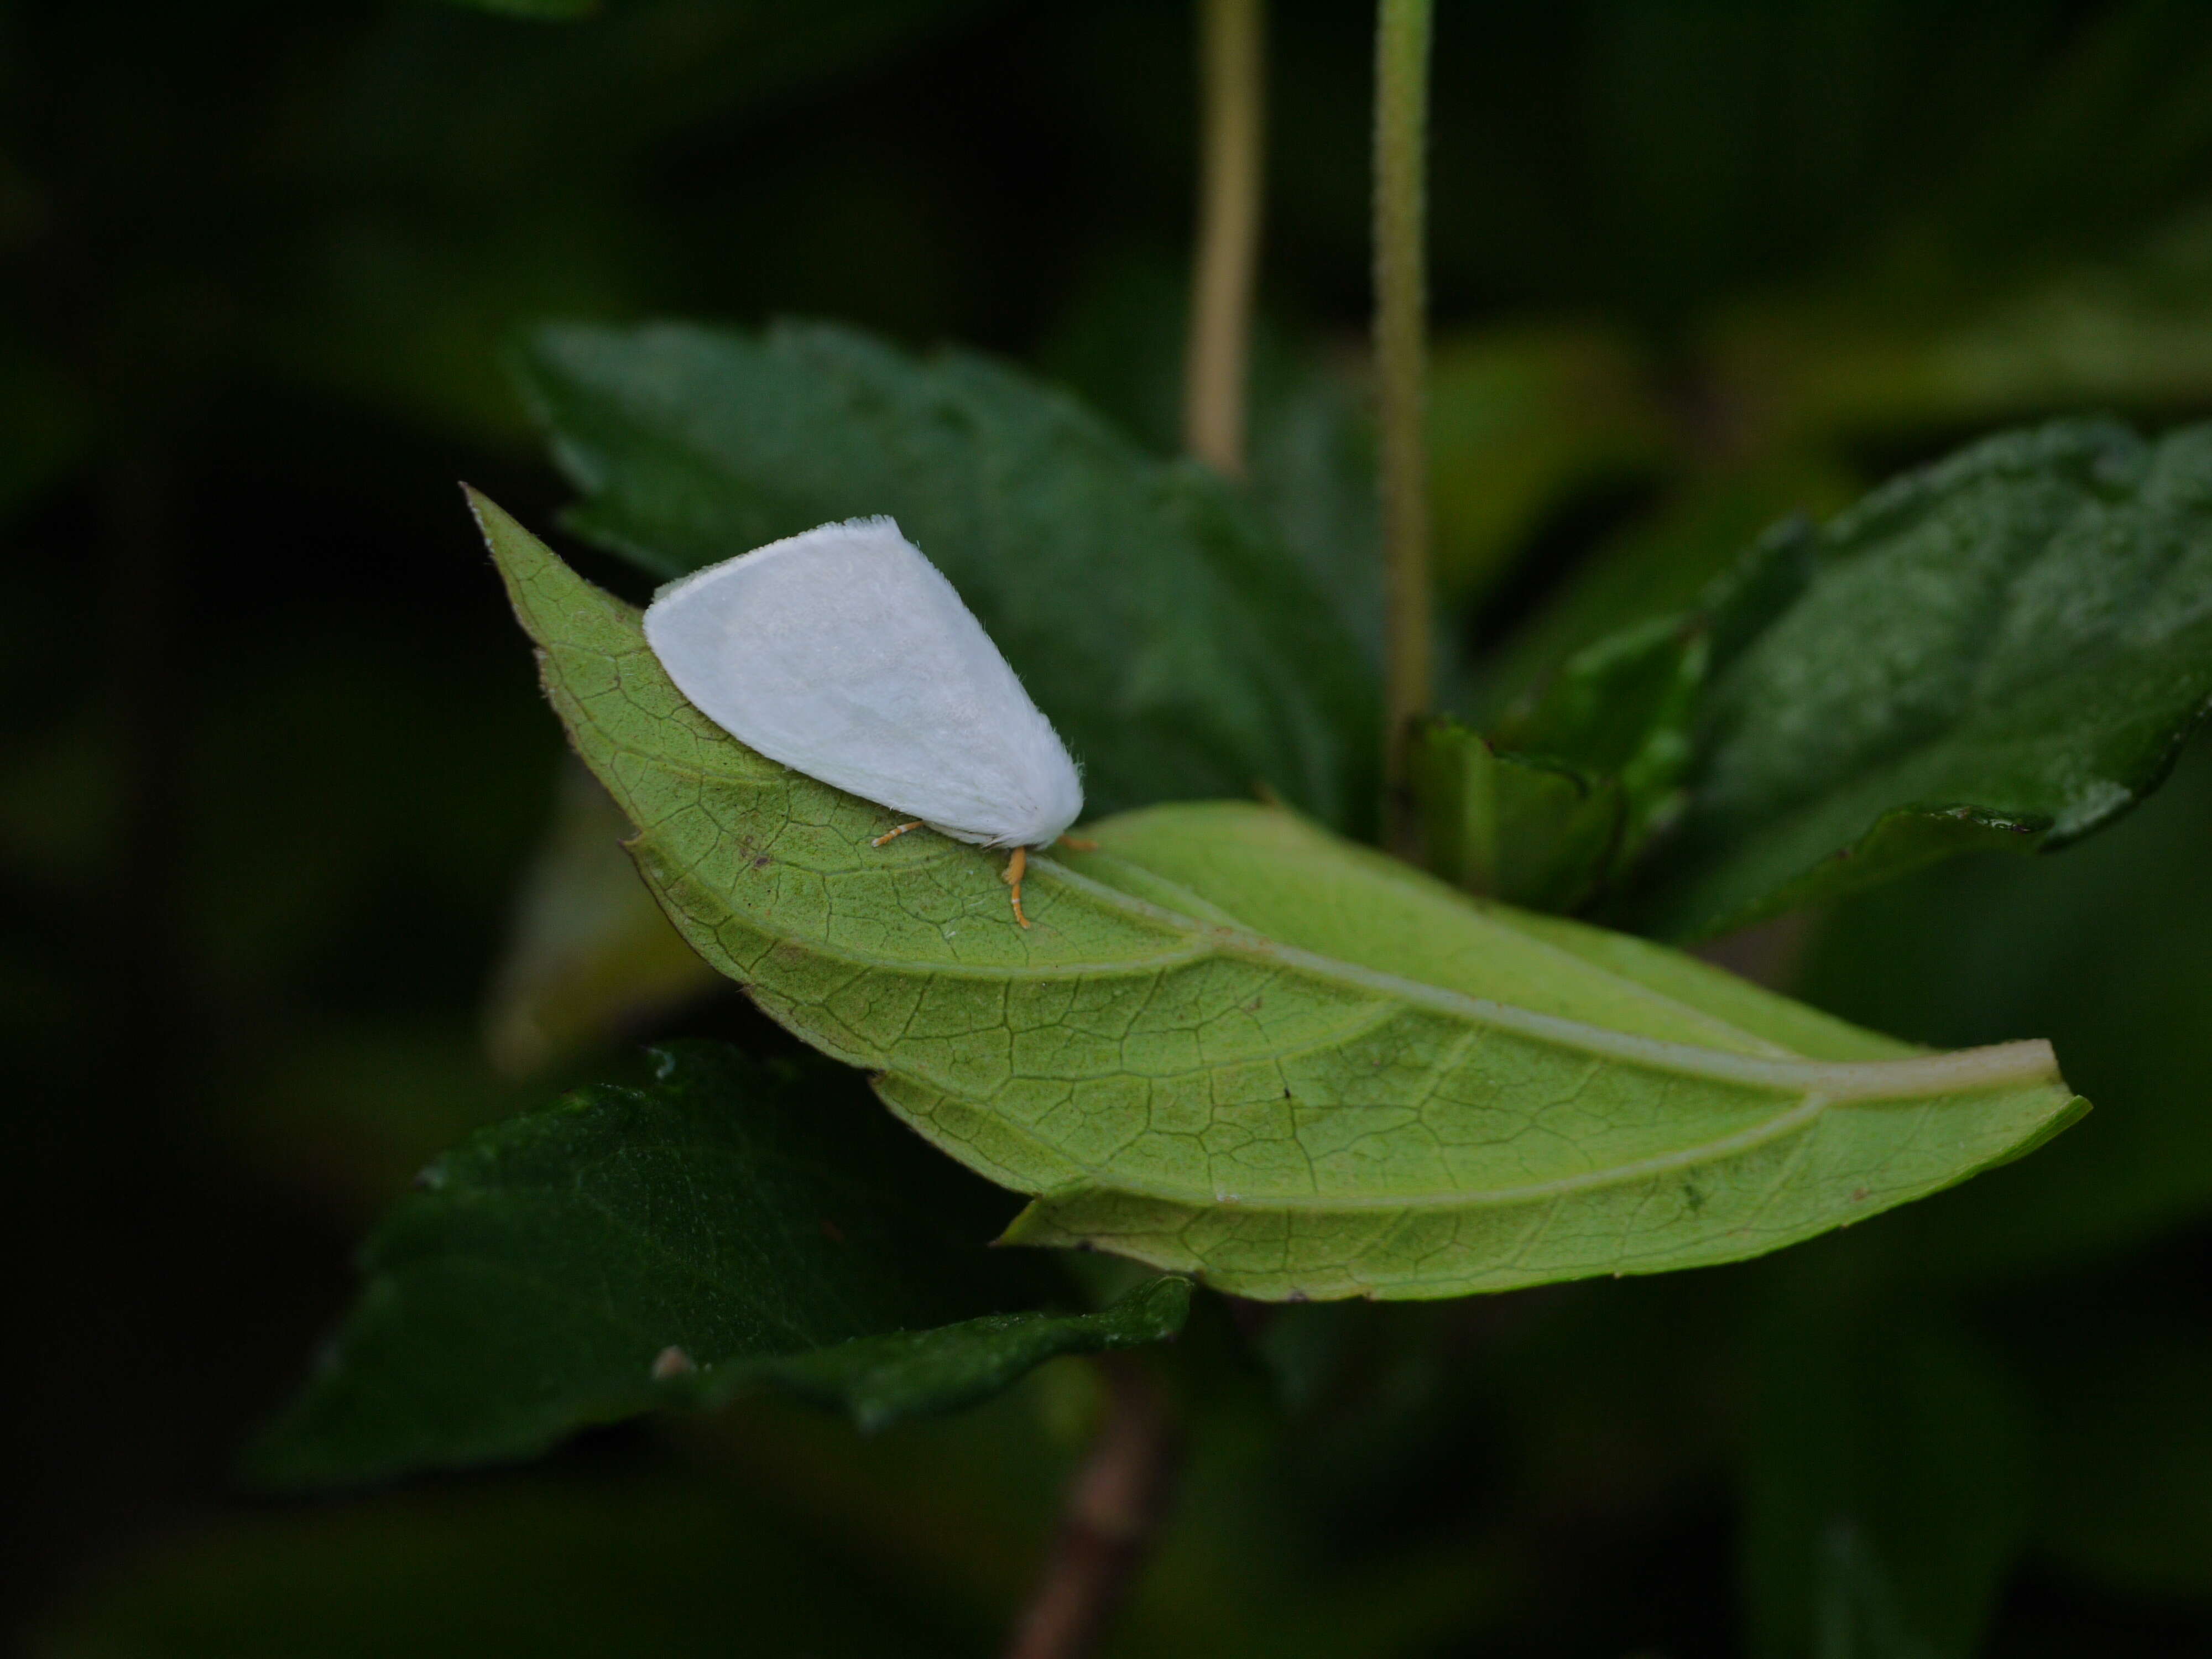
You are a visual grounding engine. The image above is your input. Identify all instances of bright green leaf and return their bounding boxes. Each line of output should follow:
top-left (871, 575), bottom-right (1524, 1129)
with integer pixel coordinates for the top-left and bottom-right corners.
top-left (510, 319), bottom-right (1378, 828)
top-left (251, 1042), bottom-right (1184, 1488)
top-left (1630, 418), bottom-right (2212, 941)
top-left (477, 492), bottom-right (2083, 1302)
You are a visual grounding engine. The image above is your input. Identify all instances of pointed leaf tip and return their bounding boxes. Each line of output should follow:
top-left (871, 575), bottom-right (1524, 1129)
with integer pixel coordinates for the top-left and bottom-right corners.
top-left (481, 512), bottom-right (2084, 1301)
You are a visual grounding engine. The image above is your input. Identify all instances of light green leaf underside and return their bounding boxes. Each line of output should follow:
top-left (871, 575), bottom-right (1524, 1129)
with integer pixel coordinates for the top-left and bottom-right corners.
top-left (477, 492), bottom-right (2084, 1301)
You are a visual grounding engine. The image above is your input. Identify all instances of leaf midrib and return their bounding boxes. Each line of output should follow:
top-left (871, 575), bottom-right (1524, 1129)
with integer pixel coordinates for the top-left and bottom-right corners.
top-left (662, 831), bottom-right (2054, 1100)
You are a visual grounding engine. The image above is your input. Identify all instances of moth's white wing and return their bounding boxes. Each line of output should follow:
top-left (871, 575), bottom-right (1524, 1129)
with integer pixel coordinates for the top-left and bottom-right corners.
top-left (643, 518), bottom-right (1083, 848)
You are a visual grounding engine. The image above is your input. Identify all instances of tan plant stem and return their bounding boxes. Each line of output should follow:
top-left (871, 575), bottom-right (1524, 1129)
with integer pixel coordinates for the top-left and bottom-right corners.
top-left (1000, 1358), bottom-right (1181, 1659)
top-left (1183, 0), bottom-right (1266, 476)
top-left (1374, 0), bottom-right (1433, 857)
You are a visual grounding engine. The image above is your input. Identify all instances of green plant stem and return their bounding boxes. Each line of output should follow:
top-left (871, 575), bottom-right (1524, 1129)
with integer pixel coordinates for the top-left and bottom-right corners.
top-left (1183, 0), bottom-right (1267, 477)
top-left (1374, 0), bottom-right (1433, 857)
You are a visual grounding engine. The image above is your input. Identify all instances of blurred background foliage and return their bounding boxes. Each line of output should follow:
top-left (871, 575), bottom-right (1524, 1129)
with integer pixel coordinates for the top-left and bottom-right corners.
top-left (6, 0), bottom-right (2212, 1653)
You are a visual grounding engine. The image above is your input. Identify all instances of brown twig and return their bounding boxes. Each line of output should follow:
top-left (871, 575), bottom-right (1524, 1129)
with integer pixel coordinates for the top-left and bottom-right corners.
top-left (1000, 1357), bottom-right (1181, 1659)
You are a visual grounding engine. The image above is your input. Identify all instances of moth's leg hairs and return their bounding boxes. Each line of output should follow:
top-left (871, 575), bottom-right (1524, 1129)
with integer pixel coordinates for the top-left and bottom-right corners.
top-left (870, 820), bottom-right (925, 847)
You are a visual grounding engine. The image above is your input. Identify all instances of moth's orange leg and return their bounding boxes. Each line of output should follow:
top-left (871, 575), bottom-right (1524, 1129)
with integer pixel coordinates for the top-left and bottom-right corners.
top-left (1001, 845), bottom-right (1031, 928)
top-left (1057, 834), bottom-right (1099, 852)
top-left (871, 820), bottom-right (925, 847)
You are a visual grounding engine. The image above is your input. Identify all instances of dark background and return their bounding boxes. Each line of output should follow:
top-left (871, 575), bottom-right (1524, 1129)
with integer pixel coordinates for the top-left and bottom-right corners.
top-left (7, 2), bottom-right (2212, 1654)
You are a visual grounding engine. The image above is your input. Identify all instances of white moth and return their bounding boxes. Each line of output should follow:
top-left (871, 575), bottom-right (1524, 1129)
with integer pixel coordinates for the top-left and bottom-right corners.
top-left (641, 516), bottom-right (1084, 927)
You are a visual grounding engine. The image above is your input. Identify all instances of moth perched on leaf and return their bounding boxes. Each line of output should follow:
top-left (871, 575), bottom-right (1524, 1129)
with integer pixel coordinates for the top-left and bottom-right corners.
top-left (640, 517), bottom-right (1087, 926)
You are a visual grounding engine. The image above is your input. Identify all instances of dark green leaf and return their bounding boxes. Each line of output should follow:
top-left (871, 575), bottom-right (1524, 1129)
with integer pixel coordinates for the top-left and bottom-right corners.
top-left (1740, 1280), bottom-right (2030, 1659)
top-left (681, 1275), bottom-right (1191, 1433)
top-left (1417, 615), bottom-right (1702, 911)
top-left (1413, 720), bottom-right (1625, 913)
top-left (33, 1472), bottom-right (974, 1659)
top-left (1796, 736), bottom-right (2212, 1280)
top-left (1712, 207), bottom-right (2212, 444)
top-left (435, 0), bottom-right (598, 18)
top-left (1035, 255), bottom-right (1385, 666)
top-left (1469, 455), bottom-right (1860, 723)
top-left (0, 337), bottom-right (91, 524)
top-left (1427, 323), bottom-right (1671, 606)
top-left (252, 1042), bottom-right (1186, 1487)
top-left (2031, 1322), bottom-right (2212, 1601)
top-left (1630, 418), bottom-right (2212, 940)
top-left (510, 320), bottom-right (1378, 828)
top-left (1807, 1525), bottom-right (1940, 1659)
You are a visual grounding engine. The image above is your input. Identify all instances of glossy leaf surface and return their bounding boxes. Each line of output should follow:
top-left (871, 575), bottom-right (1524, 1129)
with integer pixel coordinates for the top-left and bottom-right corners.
top-left (479, 493), bottom-right (2082, 1301)
top-left (253, 1042), bottom-right (1183, 1487)
top-left (680, 1274), bottom-right (1190, 1433)
top-left (1630, 419), bottom-right (2212, 940)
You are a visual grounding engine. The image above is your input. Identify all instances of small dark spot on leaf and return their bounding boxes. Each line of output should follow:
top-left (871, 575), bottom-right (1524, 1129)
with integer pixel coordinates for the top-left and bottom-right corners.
top-left (1851, 1187), bottom-right (1869, 1202)
top-left (1682, 1182), bottom-right (1705, 1213)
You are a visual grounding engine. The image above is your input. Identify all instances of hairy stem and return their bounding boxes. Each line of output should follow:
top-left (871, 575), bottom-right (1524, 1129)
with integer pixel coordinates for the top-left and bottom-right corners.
top-left (1183, 0), bottom-right (1266, 476)
top-left (1001, 1357), bottom-right (1180, 1659)
top-left (1374, 0), bottom-right (1433, 857)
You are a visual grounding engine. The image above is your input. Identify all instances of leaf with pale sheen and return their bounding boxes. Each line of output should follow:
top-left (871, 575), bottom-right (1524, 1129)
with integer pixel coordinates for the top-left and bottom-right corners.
top-left (509, 319), bottom-right (1378, 830)
top-left (251, 1041), bottom-right (1186, 1488)
top-left (1629, 419), bottom-right (2212, 940)
top-left (483, 760), bottom-right (723, 1076)
top-left (476, 491), bottom-right (2083, 1302)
